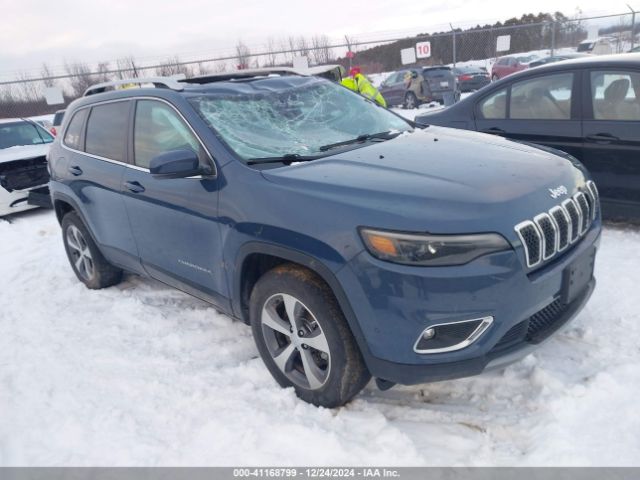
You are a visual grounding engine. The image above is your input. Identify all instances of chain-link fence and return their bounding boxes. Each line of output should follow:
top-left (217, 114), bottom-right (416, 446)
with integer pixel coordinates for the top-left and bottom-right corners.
top-left (1, 11), bottom-right (637, 119)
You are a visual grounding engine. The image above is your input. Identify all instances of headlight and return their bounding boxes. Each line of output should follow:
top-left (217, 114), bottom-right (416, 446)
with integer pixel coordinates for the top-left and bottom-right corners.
top-left (360, 228), bottom-right (511, 266)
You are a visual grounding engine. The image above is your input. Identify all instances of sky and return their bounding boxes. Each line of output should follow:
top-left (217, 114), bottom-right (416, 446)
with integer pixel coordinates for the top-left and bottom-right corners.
top-left (0, 0), bottom-right (635, 79)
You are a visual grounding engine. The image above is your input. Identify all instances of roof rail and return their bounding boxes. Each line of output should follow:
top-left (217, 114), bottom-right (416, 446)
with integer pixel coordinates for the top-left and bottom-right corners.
top-left (83, 76), bottom-right (186, 97)
top-left (181, 67), bottom-right (307, 84)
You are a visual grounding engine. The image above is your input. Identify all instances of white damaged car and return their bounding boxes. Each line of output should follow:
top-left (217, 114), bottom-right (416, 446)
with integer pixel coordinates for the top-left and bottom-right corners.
top-left (0, 118), bottom-right (53, 217)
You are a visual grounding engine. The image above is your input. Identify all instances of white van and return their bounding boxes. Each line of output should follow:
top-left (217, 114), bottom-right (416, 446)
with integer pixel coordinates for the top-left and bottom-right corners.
top-left (577, 38), bottom-right (614, 55)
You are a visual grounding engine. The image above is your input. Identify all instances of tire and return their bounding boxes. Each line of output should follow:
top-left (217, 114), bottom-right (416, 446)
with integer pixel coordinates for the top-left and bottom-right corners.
top-left (61, 211), bottom-right (123, 289)
top-left (250, 264), bottom-right (371, 408)
top-left (491, 74), bottom-right (499, 82)
top-left (403, 92), bottom-right (418, 109)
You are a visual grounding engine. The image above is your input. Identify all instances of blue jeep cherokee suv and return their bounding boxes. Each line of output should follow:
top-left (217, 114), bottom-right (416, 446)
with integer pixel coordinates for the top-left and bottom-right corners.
top-left (48, 71), bottom-right (601, 407)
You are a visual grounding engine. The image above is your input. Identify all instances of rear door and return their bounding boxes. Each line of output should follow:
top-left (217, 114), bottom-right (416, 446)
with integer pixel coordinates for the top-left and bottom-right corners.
top-left (379, 72), bottom-right (404, 106)
top-left (121, 98), bottom-right (228, 307)
top-left (60, 102), bottom-right (141, 271)
top-left (581, 68), bottom-right (640, 216)
top-left (423, 68), bottom-right (454, 96)
top-left (474, 70), bottom-right (583, 160)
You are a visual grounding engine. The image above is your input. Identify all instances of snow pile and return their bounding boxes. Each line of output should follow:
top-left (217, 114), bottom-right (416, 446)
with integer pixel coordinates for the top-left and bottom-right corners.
top-left (1, 210), bottom-right (639, 466)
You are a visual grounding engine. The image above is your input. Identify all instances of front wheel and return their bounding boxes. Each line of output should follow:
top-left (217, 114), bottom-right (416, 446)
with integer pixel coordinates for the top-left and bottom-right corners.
top-left (250, 265), bottom-right (370, 408)
top-left (491, 74), bottom-right (499, 82)
top-left (61, 211), bottom-right (123, 289)
top-left (404, 92), bottom-right (418, 109)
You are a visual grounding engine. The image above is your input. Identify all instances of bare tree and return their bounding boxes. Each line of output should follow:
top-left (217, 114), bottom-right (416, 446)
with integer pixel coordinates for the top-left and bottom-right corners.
top-left (155, 56), bottom-right (194, 77)
top-left (296, 36), bottom-right (310, 59)
top-left (311, 34), bottom-right (334, 64)
top-left (265, 37), bottom-right (278, 66)
top-left (116, 56), bottom-right (139, 79)
top-left (65, 62), bottom-right (98, 97)
top-left (40, 63), bottom-right (56, 87)
top-left (235, 41), bottom-right (251, 69)
top-left (14, 72), bottom-right (40, 102)
top-left (213, 61), bottom-right (228, 73)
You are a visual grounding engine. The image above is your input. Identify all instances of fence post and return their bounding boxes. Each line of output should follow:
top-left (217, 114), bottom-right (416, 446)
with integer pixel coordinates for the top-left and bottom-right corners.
top-left (450, 23), bottom-right (456, 67)
top-left (629, 5), bottom-right (636, 51)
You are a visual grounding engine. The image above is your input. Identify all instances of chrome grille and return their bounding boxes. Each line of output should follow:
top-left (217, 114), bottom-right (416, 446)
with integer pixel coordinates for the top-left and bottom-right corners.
top-left (515, 183), bottom-right (599, 269)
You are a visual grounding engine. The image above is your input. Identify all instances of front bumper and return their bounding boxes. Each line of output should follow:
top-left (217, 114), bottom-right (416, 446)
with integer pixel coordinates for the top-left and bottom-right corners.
top-left (336, 224), bottom-right (601, 385)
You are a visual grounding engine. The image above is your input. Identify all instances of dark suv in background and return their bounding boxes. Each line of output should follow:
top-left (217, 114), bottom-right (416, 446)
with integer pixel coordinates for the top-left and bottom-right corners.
top-left (379, 66), bottom-right (460, 108)
top-left (416, 54), bottom-right (640, 220)
top-left (48, 71), bottom-right (600, 407)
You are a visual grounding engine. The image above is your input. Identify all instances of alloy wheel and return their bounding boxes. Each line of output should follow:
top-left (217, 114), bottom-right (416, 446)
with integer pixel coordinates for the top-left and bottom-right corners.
top-left (66, 225), bottom-right (95, 281)
top-left (260, 293), bottom-right (331, 390)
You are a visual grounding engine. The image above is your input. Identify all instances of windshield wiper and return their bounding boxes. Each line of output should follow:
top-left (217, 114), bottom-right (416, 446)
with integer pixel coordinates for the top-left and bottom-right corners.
top-left (318, 130), bottom-right (402, 152)
top-left (246, 153), bottom-right (322, 166)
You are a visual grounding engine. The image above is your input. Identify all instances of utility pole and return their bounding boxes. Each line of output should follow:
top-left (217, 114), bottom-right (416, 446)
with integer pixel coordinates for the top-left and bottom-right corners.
top-left (628, 4), bottom-right (636, 51)
top-left (450, 23), bottom-right (456, 67)
top-left (550, 21), bottom-right (556, 56)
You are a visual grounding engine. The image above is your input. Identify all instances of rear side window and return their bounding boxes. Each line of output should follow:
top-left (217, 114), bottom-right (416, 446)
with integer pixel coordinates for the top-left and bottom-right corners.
top-left (479, 88), bottom-right (507, 119)
top-left (63, 109), bottom-right (88, 151)
top-left (134, 100), bottom-right (202, 169)
top-left (510, 73), bottom-right (573, 120)
top-left (591, 71), bottom-right (640, 121)
top-left (85, 101), bottom-right (130, 162)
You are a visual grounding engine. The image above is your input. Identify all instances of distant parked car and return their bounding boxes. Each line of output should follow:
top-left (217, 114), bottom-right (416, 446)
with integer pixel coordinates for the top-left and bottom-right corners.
top-left (491, 55), bottom-right (538, 80)
top-left (628, 46), bottom-right (640, 53)
top-left (0, 119), bottom-right (53, 217)
top-left (529, 53), bottom-right (590, 68)
top-left (51, 109), bottom-right (65, 136)
top-left (577, 38), bottom-right (614, 55)
top-left (415, 53), bottom-right (640, 220)
top-left (379, 66), bottom-right (460, 108)
top-left (452, 65), bottom-right (491, 91)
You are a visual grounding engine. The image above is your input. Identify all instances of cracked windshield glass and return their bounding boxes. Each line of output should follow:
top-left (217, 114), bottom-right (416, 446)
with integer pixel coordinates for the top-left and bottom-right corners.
top-left (190, 78), bottom-right (412, 160)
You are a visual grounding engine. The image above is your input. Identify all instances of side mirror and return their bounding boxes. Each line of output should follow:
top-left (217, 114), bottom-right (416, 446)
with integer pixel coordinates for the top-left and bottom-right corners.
top-left (149, 149), bottom-right (204, 179)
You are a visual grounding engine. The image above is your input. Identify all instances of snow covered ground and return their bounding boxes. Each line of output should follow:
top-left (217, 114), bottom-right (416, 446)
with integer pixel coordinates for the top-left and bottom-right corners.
top-left (1, 207), bottom-right (640, 466)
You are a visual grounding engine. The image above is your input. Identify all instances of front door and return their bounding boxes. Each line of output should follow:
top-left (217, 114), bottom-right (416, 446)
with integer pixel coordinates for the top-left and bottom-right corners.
top-left (474, 71), bottom-right (583, 160)
top-left (581, 68), bottom-right (640, 217)
top-left (121, 98), bottom-right (228, 307)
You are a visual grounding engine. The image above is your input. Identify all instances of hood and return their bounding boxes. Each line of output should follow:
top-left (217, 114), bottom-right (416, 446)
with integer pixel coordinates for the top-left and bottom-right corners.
top-left (261, 126), bottom-right (587, 233)
top-left (0, 144), bottom-right (50, 164)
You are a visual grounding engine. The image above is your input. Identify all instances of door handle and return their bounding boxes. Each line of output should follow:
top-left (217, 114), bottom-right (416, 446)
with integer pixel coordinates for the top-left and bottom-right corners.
top-left (68, 165), bottom-right (83, 176)
top-left (124, 180), bottom-right (145, 193)
top-left (482, 127), bottom-right (506, 135)
top-left (586, 133), bottom-right (619, 144)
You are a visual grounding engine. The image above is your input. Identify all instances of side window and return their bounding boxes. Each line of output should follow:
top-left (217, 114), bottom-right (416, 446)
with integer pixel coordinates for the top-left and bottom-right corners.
top-left (134, 100), bottom-right (202, 169)
top-left (510, 73), bottom-right (573, 120)
top-left (591, 71), bottom-right (640, 121)
top-left (385, 72), bottom-right (399, 84)
top-left (63, 109), bottom-right (88, 150)
top-left (479, 88), bottom-right (507, 119)
top-left (85, 102), bottom-right (130, 161)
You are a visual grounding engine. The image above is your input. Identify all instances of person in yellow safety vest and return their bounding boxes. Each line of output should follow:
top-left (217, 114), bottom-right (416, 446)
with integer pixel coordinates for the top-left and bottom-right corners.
top-left (341, 67), bottom-right (387, 107)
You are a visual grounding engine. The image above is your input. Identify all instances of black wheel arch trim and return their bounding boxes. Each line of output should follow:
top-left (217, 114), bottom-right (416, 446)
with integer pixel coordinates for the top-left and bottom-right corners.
top-left (233, 241), bottom-right (378, 371)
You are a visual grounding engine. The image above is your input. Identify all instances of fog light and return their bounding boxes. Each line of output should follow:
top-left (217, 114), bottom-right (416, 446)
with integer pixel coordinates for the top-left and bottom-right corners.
top-left (422, 328), bottom-right (436, 340)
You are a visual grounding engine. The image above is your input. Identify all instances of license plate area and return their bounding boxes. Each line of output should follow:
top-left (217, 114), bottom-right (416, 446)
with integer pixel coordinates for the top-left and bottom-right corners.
top-left (561, 247), bottom-right (595, 304)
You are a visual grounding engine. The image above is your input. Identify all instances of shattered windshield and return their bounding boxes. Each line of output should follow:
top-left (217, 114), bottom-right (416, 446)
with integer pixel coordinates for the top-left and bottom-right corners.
top-left (189, 78), bottom-right (411, 161)
top-left (0, 121), bottom-right (54, 149)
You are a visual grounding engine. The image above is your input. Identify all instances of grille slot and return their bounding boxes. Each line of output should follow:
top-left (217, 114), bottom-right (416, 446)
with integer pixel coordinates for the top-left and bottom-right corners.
top-left (574, 192), bottom-right (591, 234)
top-left (534, 213), bottom-right (557, 260)
top-left (515, 183), bottom-right (599, 269)
top-left (586, 180), bottom-right (599, 220)
top-left (514, 221), bottom-right (541, 267)
top-left (549, 206), bottom-right (570, 251)
top-left (562, 199), bottom-right (581, 243)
